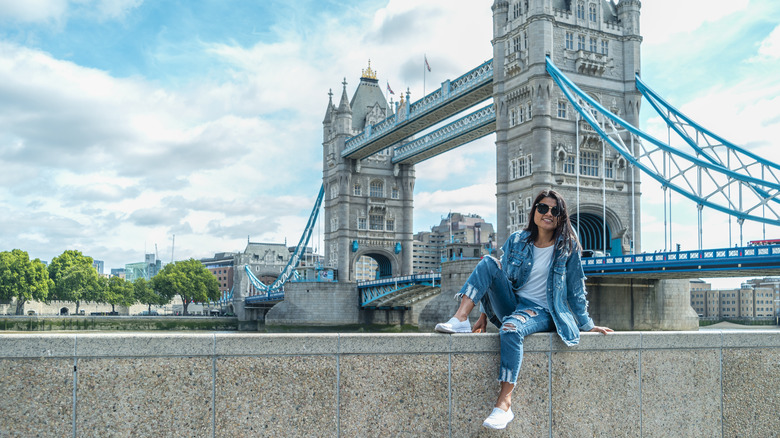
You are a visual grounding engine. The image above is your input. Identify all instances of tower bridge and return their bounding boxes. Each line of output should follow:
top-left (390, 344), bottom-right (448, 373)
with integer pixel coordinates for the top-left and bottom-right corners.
top-left (233, 0), bottom-right (780, 330)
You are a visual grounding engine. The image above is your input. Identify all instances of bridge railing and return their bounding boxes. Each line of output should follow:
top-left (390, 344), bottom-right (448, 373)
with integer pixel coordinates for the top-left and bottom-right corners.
top-left (357, 272), bottom-right (442, 289)
top-left (583, 244), bottom-right (780, 268)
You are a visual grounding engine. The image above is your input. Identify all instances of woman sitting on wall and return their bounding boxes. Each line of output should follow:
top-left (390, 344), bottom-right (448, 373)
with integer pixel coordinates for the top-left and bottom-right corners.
top-left (435, 188), bottom-right (613, 430)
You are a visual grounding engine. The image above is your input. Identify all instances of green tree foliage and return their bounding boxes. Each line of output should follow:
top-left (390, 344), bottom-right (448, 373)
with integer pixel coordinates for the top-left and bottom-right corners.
top-left (151, 259), bottom-right (220, 315)
top-left (0, 249), bottom-right (53, 315)
top-left (105, 276), bottom-right (135, 313)
top-left (134, 278), bottom-right (167, 314)
top-left (48, 250), bottom-right (100, 315)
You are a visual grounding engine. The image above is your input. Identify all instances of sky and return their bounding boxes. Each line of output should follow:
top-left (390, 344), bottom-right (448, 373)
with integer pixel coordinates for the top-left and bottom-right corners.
top-left (0, 0), bottom-right (779, 288)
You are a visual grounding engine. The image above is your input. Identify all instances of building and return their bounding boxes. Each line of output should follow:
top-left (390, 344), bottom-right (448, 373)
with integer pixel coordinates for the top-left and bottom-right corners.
top-left (125, 254), bottom-right (162, 282)
top-left (492, 0), bottom-right (642, 256)
top-left (412, 213), bottom-right (496, 273)
top-left (110, 268), bottom-right (126, 279)
top-left (200, 252), bottom-right (237, 295)
top-left (690, 278), bottom-right (780, 320)
top-left (321, 62), bottom-right (415, 282)
top-left (92, 260), bottom-right (104, 275)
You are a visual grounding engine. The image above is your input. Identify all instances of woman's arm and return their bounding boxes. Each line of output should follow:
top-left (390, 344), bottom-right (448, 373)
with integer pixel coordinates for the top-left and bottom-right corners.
top-left (565, 249), bottom-right (595, 332)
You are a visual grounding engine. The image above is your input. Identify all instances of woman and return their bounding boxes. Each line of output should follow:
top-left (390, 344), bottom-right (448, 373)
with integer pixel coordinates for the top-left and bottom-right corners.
top-left (435, 189), bottom-right (613, 430)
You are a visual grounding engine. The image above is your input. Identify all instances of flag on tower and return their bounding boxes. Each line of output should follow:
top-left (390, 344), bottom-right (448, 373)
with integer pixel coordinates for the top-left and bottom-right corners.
top-left (424, 54), bottom-right (432, 72)
top-left (386, 81), bottom-right (395, 95)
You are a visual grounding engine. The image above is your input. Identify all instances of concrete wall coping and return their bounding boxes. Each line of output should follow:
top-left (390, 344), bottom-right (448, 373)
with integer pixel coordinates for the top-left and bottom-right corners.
top-left (2, 330), bottom-right (778, 358)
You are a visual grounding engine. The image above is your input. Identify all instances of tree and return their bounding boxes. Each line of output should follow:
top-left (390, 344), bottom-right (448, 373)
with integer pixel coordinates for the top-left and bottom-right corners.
top-left (134, 278), bottom-right (167, 314)
top-left (151, 259), bottom-right (220, 315)
top-left (105, 276), bottom-right (135, 313)
top-left (0, 249), bottom-right (53, 315)
top-left (48, 250), bottom-right (100, 315)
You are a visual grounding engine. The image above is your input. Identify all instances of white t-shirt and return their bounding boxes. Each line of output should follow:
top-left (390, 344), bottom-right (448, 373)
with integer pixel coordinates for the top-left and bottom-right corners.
top-left (516, 244), bottom-right (554, 309)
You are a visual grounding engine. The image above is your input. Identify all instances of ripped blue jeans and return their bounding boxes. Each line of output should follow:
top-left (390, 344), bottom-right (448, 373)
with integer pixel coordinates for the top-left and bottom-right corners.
top-left (457, 256), bottom-right (554, 384)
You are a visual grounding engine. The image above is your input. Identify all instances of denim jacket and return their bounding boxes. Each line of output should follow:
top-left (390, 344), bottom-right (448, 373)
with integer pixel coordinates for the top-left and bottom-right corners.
top-left (500, 230), bottom-right (595, 346)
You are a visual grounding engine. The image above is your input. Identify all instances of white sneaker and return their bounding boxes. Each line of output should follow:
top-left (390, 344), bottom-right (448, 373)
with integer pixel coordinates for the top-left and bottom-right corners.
top-left (482, 407), bottom-right (514, 430)
top-left (434, 317), bottom-right (471, 333)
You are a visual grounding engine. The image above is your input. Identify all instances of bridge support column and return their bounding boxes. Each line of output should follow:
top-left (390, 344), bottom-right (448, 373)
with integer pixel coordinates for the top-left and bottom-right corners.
top-left (587, 278), bottom-right (699, 331)
top-left (265, 282), bottom-right (360, 326)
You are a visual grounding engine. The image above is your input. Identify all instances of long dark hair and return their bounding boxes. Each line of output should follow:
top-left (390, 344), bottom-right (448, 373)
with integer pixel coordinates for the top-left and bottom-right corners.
top-left (523, 189), bottom-right (580, 253)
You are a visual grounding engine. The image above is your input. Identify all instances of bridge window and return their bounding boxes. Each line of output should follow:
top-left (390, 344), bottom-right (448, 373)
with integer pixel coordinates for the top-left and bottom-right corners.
top-left (386, 219), bottom-right (395, 231)
top-left (518, 106), bottom-right (525, 123)
top-left (601, 40), bottom-right (609, 55)
top-left (358, 217), bottom-right (367, 230)
top-left (370, 180), bottom-right (384, 197)
top-left (589, 37), bottom-right (597, 52)
top-left (526, 102), bottom-right (532, 119)
top-left (369, 213), bottom-right (384, 230)
top-left (557, 100), bottom-right (567, 119)
top-left (513, 36), bottom-right (522, 53)
top-left (391, 186), bottom-right (399, 199)
top-left (510, 154), bottom-right (532, 179)
top-left (604, 160), bottom-right (614, 178)
top-left (510, 109), bottom-right (517, 126)
top-left (565, 32), bottom-right (574, 50)
top-left (580, 151), bottom-right (599, 176)
top-left (577, 35), bottom-right (585, 51)
top-left (330, 184), bottom-right (338, 199)
top-left (353, 183), bottom-right (361, 196)
top-left (510, 200), bottom-right (516, 212)
top-left (577, 2), bottom-right (585, 19)
top-left (513, 2), bottom-right (522, 19)
top-left (564, 155), bottom-right (576, 174)
top-left (524, 31), bottom-right (528, 49)
top-left (589, 3), bottom-right (597, 21)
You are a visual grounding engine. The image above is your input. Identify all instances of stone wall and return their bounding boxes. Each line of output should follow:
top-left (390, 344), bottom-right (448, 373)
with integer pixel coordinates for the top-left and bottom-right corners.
top-left (1, 331), bottom-right (778, 437)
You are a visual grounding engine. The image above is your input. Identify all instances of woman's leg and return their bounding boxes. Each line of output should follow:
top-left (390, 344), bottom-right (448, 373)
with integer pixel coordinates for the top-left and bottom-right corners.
top-left (495, 306), bottom-right (554, 409)
top-left (436, 257), bottom-right (516, 333)
top-left (454, 256), bottom-right (516, 322)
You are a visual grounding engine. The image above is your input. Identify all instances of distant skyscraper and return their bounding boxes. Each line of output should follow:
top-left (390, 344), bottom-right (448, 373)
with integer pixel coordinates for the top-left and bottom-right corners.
top-left (92, 260), bottom-right (104, 275)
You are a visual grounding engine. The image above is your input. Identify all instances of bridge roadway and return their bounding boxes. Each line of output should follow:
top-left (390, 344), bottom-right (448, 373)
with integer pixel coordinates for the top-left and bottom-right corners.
top-left (341, 59), bottom-right (493, 161)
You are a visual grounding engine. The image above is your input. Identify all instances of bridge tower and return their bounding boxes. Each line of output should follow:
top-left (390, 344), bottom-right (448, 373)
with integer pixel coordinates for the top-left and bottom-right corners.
top-left (322, 63), bottom-right (415, 282)
top-left (492, 0), bottom-right (643, 255)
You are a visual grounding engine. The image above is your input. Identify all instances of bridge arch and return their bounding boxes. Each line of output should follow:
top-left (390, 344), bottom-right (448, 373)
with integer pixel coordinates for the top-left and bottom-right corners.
top-left (351, 248), bottom-right (396, 281)
top-left (571, 205), bottom-right (625, 256)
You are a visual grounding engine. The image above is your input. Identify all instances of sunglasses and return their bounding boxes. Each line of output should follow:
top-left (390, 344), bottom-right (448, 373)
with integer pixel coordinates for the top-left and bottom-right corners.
top-left (535, 203), bottom-right (563, 217)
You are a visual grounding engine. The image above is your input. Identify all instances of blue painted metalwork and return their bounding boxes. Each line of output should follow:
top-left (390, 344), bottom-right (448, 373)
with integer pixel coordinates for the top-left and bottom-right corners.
top-left (341, 59), bottom-right (494, 159)
top-left (245, 184), bottom-right (325, 303)
top-left (583, 244), bottom-right (780, 278)
top-left (636, 75), bottom-right (780, 208)
top-left (392, 104), bottom-right (496, 164)
top-left (359, 273), bottom-right (441, 307)
top-left (546, 57), bottom-right (780, 226)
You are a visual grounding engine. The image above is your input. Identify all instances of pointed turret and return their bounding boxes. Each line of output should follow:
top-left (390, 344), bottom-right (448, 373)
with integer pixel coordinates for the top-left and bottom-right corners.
top-left (335, 78), bottom-right (352, 135)
top-left (337, 78), bottom-right (352, 114)
top-left (323, 88), bottom-right (335, 139)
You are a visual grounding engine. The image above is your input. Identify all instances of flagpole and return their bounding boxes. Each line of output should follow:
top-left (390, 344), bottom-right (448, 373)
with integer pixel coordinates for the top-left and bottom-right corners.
top-left (423, 54), bottom-right (426, 97)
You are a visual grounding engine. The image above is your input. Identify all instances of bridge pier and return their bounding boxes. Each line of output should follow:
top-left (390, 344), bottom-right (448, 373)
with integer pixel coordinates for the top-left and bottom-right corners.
top-left (587, 278), bottom-right (699, 331)
top-left (265, 282), bottom-right (360, 326)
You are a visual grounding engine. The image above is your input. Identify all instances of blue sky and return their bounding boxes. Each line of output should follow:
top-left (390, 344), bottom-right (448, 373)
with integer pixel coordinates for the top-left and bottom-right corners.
top-left (1, 0), bottom-right (779, 288)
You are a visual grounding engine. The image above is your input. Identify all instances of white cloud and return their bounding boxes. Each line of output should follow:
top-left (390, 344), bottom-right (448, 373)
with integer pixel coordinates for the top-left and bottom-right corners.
top-left (0, 0), bottom-right (142, 24)
top-left (641, 0), bottom-right (750, 46)
top-left (756, 24), bottom-right (780, 59)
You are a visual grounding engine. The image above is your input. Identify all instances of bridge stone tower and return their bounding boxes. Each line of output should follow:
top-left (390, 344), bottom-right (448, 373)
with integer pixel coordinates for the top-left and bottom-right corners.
top-left (492, 0), bottom-right (642, 255)
top-left (322, 63), bottom-right (415, 282)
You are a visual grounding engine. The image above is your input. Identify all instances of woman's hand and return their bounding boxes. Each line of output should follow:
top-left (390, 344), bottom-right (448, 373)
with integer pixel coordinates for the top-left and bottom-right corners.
top-left (589, 325), bottom-right (613, 335)
top-left (472, 313), bottom-right (488, 333)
